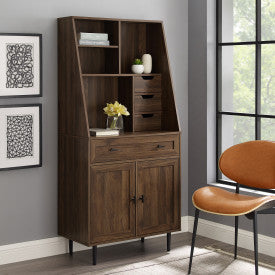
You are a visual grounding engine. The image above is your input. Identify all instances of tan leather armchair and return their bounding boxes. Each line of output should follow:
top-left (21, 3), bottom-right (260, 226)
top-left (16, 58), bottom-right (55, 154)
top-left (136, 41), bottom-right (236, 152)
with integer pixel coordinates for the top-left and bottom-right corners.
top-left (188, 141), bottom-right (275, 275)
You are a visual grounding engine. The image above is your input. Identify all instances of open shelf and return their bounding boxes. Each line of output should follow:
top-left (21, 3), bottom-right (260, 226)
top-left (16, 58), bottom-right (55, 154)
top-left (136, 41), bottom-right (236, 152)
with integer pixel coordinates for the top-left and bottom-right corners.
top-left (121, 22), bottom-right (163, 74)
top-left (74, 19), bottom-right (118, 46)
top-left (83, 76), bottom-right (133, 130)
top-left (79, 47), bottom-right (119, 74)
top-left (78, 45), bottom-right (118, 48)
top-left (82, 73), bottom-right (161, 77)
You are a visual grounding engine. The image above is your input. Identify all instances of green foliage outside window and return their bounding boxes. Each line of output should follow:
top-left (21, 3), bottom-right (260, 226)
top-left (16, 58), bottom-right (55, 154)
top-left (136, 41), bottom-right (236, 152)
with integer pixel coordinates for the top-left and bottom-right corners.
top-left (230, 0), bottom-right (275, 143)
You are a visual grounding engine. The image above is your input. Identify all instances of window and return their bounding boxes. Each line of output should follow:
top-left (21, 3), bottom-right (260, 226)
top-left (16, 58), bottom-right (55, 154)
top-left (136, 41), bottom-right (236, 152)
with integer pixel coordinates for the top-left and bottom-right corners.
top-left (216, 0), bottom-right (275, 184)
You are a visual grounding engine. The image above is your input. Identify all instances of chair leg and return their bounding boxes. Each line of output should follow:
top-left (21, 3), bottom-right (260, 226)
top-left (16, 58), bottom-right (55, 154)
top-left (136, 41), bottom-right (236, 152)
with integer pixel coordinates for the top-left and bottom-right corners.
top-left (69, 239), bottom-right (73, 256)
top-left (234, 216), bottom-right (238, 259)
top-left (188, 208), bottom-right (200, 274)
top-left (167, 232), bottom-right (171, 251)
top-left (141, 237), bottom-right (145, 243)
top-left (253, 212), bottom-right (259, 275)
top-left (92, 245), bottom-right (97, 265)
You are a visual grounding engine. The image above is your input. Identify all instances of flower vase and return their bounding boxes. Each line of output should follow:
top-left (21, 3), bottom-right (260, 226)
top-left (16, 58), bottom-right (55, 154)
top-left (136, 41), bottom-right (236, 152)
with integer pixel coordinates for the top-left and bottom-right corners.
top-left (107, 115), bottom-right (124, 131)
top-left (142, 54), bottom-right (152, 73)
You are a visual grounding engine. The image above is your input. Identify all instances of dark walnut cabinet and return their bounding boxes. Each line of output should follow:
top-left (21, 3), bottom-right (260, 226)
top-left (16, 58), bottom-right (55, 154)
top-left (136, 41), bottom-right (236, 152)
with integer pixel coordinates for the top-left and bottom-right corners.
top-left (58, 16), bottom-right (181, 265)
top-left (137, 158), bottom-right (180, 236)
top-left (90, 162), bottom-right (136, 243)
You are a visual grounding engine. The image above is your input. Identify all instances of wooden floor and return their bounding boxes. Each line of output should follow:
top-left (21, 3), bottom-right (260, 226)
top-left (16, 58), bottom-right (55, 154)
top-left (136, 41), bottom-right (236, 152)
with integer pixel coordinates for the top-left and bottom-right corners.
top-left (0, 233), bottom-right (275, 274)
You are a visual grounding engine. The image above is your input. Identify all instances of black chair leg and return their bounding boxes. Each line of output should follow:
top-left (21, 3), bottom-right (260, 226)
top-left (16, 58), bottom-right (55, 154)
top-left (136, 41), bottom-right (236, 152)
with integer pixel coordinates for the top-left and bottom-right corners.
top-left (253, 212), bottom-right (259, 275)
top-left (167, 232), bottom-right (171, 251)
top-left (69, 239), bottom-right (73, 256)
top-left (92, 245), bottom-right (97, 265)
top-left (188, 208), bottom-right (200, 274)
top-left (141, 237), bottom-right (145, 243)
top-left (234, 216), bottom-right (238, 259)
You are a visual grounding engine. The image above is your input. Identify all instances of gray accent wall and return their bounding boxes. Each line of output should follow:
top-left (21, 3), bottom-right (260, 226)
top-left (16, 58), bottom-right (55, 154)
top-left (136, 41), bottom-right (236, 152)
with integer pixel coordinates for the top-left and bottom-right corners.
top-left (188, 0), bottom-right (275, 238)
top-left (188, 0), bottom-right (208, 215)
top-left (0, 0), bottom-right (188, 246)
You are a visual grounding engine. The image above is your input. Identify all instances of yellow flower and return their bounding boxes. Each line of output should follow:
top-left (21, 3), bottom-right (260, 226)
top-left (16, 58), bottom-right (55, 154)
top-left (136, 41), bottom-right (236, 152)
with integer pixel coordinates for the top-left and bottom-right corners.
top-left (103, 101), bottom-right (130, 117)
top-left (103, 103), bottom-right (116, 116)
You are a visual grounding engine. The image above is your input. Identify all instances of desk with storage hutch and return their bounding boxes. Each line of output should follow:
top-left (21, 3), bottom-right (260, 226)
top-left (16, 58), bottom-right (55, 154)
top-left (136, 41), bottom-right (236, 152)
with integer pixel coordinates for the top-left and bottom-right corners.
top-left (58, 16), bottom-right (181, 265)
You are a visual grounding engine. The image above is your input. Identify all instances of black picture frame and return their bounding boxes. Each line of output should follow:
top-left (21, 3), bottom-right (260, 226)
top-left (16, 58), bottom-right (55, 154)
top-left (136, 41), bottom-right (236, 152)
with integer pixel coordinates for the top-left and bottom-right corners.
top-left (0, 103), bottom-right (42, 171)
top-left (0, 33), bottom-right (42, 98)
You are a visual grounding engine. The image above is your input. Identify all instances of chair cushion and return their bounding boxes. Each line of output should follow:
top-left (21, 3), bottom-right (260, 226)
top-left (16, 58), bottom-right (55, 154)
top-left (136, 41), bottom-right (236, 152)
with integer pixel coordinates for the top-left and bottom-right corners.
top-left (192, 186), bottom-right (275, 216)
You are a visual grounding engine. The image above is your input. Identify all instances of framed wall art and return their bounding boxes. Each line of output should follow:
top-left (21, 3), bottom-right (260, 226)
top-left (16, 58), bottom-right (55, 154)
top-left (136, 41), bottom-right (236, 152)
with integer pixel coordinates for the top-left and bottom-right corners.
top-left (0, 33), bottom-right (42, 98)
top-left (0, 104), bottom-right (42, 170)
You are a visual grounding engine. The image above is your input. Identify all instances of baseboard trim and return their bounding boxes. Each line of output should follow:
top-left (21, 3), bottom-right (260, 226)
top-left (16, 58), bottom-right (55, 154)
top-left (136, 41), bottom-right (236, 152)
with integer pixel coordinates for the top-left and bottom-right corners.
top-left (0, 237), bottom-right (88, 265)
top-left (0, 221), bottom-right (188, 266)
top-left (187, 216), bottom-right (275, 258)
top-left (0, 216), bottom-right (274, 265)
top-left (181, 215), bottom-right (189, 232)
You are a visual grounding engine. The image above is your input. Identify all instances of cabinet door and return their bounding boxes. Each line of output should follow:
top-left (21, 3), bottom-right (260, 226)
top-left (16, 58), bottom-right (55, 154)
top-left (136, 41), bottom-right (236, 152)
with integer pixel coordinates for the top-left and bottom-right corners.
top-left (136, 158), bottom-right (180, 236)
top-left (90, 162), bottom-right (136, 244)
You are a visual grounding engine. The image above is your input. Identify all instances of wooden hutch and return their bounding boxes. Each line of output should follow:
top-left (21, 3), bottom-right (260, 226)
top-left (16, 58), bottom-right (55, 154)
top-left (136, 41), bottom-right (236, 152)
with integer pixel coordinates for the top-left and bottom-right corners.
top-left (58, 16), bottom-right (181, 264)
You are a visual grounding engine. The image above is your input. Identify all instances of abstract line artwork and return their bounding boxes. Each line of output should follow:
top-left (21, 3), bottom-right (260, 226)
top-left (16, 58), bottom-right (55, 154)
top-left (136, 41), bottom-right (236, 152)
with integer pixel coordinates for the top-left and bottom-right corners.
top-left (6, 44), bottom-right (34, 89)
top-left (0, 34), bottom-right (41, 97)
top-left (0, 104), bottom-right (41, 170)
top-left (6, 115), bottom-right (33, 159)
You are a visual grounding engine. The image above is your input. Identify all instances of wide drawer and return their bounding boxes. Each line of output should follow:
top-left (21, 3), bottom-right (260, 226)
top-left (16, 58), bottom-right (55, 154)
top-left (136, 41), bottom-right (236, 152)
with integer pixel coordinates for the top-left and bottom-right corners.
top-left (134, 93), bottom-right (162, 113)
top-left (90, 134), bottom-right (179, 163)
top-left (134, 112), bottom-right (161, 132)
top-left (134, 75), bottom-right (161, 93)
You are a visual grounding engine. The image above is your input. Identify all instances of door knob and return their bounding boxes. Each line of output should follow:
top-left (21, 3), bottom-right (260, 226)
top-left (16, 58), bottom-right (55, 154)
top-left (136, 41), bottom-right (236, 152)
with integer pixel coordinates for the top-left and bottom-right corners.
top-left (138, 195), bottom-right (144, 203)
top-left (130, 196), bottom-right (136, 203)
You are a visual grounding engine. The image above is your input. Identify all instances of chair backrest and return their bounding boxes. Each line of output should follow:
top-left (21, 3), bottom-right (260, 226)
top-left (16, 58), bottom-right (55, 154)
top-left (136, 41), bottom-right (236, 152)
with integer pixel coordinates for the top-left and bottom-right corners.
top-left (219, 140), bottom-right (275, 189)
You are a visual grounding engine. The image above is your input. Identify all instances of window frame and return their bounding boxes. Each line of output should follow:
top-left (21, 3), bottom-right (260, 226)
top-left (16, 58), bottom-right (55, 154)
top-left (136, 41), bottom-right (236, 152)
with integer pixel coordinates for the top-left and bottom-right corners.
top-left (216, 0), bottom-right (275, 190)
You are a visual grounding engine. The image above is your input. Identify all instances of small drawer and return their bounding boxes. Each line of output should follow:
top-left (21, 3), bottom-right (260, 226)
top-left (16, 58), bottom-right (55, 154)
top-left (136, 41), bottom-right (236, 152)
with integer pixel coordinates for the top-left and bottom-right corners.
top-left (90, 134), bottom-right (180, 163)
top-left (134, 93), bottom-right (161, 113)
top-left (134, 75), bottom-right (161, 93)
top-left (134, 112), bottom-right (161, 132)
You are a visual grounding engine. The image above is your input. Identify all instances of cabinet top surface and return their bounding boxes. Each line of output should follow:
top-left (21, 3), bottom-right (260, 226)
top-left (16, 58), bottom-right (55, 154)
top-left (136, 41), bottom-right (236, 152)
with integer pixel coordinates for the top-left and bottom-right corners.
top-left (58, 16), bottom-right (163, 24)
top-left (90, 131), bottom-right (180, 140)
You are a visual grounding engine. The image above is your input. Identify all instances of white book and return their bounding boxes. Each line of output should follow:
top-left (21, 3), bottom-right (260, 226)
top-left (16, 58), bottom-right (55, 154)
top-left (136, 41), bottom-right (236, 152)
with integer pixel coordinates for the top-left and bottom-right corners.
top-left (79, 40), bottom-right (110, 46)
top-left (90, 128), bottom-right (119, 137)
top-left (78, 32), bottom-right (108, 41)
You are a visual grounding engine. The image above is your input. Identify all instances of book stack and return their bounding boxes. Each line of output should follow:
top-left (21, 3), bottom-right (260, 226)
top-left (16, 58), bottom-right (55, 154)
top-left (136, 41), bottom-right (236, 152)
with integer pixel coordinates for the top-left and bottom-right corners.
top-left (90, 128), bottom-right (119, 137)
top-left (78, 32), bottom-right (110, 46)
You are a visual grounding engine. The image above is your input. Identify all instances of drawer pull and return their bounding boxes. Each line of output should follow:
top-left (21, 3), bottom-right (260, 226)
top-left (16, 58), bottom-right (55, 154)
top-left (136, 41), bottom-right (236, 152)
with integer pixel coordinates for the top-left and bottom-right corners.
top-left (109, 148), bottom-right (119, 152)
top-left (142, 114), bottom-right (154, 118)
top-left (138, 195), bottom-right (144, 203)
top-left (142, 76), bottom-right (154, 80)
top-left (157, 144), bottom-right (165, 149)
top-left (141, 95), bottom-right (154, 99)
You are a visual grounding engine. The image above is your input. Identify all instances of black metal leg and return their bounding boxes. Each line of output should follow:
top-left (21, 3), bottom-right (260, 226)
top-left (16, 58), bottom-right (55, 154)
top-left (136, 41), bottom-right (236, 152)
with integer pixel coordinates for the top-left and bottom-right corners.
top-left (234, 216), bottom-right (238, 259)
top-left (69, 239), bottom-right (73, 256)
top-left (253, 212), bottom-right (259, 275)
top-left (167, 232), bottom-right (171, 251)
top-left (141, 237), bottom-right (145, 242)
top-left (188, 208), bottom-right (200, 275)
top-left (92, 245), bottom-right (97, 265)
